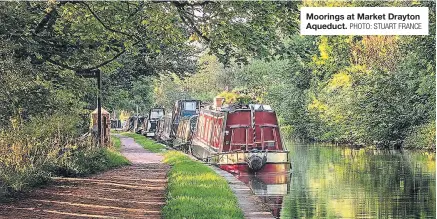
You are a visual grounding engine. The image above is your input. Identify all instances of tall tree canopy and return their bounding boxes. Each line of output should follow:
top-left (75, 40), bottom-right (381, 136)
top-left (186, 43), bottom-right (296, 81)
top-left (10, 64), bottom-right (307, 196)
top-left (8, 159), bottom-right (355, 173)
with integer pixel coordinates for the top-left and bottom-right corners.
top-left (0, 1), bottom-right (301, 120)
top-left (1, 1), bottom-right (299, 72)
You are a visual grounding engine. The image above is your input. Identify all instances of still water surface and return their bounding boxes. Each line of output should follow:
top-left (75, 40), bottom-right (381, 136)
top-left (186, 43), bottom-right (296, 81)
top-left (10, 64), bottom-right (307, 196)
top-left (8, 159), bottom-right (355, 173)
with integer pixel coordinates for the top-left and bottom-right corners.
top-left (241, 142), bottom-right (436, 218)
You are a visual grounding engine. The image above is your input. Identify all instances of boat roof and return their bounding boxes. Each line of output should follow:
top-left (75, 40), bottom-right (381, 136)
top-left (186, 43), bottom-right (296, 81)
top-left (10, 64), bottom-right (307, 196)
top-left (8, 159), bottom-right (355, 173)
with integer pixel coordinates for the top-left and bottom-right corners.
top-left (200, 104), bottom-right (275, 116)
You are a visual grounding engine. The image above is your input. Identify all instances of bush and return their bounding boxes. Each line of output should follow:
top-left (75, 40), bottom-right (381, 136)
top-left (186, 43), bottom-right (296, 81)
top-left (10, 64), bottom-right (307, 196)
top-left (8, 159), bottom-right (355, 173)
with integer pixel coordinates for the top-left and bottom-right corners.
top-left (0, 114), bottom-right (129, 199)
top-left (404, 121), bottom-right (436, 150)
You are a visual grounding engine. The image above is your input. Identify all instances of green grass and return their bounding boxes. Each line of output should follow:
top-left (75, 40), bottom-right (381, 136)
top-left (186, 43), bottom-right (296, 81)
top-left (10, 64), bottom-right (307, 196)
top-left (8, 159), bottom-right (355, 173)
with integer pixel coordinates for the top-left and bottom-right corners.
top-left (162, 151), bottom-right (244, 219)
top-left (102, 148), bottom-right (131, 168)
top-left (1, 137), bottom-right (130, 200)
top-left (51, 139), bottom-right (130, 177)
top-left (119, 132), bottom-right (243, 218)
top-left (105, 136), bottom-right (130, 168)
top-left (112, 136), bottom-right (123, 150)
top-left (121, 133), bottom-right (167, 153)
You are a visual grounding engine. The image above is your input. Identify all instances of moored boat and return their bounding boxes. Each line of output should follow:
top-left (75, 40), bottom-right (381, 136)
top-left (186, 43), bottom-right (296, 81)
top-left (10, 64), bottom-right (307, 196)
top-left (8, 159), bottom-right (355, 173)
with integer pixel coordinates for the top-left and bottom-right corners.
top-left (190, 98), bottom-right (291, 174)
top-left (142, 108), bottom-right (164, 137)
top-left (156, 99), bottom-right (201, 144)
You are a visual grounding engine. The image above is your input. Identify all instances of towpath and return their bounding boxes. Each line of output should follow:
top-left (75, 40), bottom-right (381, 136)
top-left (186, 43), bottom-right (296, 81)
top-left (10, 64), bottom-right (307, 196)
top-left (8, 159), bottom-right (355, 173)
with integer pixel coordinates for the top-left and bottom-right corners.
top-left (0, 135), bottom-right (169, 219)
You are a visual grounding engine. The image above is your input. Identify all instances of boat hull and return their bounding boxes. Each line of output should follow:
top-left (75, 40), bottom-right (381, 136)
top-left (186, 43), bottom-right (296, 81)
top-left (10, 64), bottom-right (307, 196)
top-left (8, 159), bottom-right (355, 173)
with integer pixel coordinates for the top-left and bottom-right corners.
top-left (191, 141), bottom-right (291, 173)
top-left (219, 163), bottom-right (290, 174)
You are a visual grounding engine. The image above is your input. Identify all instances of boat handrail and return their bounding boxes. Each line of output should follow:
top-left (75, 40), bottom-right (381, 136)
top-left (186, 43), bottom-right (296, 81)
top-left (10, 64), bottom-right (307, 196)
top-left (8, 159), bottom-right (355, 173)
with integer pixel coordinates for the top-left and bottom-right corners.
top-left (228, 125), bottom-right (250, 129)
top-left (259, 124), bottom-right (278, 128)
top-left (218, 150), bottom-right (289, 154)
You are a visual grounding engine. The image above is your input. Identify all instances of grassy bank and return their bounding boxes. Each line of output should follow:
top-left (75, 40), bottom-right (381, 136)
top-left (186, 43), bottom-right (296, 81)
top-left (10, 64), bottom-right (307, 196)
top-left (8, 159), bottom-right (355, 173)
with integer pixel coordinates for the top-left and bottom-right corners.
top-left (49, 142), bottom-right (130, 178)
top-left (106, 136), bottom-right (131, 168)
top-left (0, 116), bottom-right (130, 199)
top-left (163, 151), bottom-right (244, 219)
top-left (122, 133), bottom-right (243, 219)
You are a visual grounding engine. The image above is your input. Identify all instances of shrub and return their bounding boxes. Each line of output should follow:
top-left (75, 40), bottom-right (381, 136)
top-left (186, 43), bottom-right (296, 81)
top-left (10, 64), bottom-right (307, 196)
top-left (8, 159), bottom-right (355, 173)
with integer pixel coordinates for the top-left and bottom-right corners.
top-left (404, 121), bottom-right (436, 150)
top-left (0, 114), bottom-right (129, 199)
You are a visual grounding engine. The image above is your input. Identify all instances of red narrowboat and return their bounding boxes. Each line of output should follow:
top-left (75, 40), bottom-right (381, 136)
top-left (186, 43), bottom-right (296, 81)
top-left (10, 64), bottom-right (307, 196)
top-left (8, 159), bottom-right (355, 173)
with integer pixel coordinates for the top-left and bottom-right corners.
top-left (190, 103), bottom-right (291, 174)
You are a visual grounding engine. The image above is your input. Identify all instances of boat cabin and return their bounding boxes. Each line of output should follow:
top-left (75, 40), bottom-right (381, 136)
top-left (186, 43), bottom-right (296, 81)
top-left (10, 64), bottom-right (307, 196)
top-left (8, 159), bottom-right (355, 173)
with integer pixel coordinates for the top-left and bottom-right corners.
top-left (142, 108), bottom-right (165, 137)
top-left (156, 100), bottom-right (201, 142)
top-left (171, 100), bottom-right (201, 137)
top-left (191, 101), bottom-right (290, 173)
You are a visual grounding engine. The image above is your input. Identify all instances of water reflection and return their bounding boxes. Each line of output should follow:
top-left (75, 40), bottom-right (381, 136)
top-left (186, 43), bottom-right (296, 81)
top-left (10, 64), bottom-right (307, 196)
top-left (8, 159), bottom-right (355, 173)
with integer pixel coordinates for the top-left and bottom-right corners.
top-left (234, 172), bottom-right (291, 217)
top-left (234, 142), bottom-right (435, 218)
top-left (281, 143), bottom-right (436, 219)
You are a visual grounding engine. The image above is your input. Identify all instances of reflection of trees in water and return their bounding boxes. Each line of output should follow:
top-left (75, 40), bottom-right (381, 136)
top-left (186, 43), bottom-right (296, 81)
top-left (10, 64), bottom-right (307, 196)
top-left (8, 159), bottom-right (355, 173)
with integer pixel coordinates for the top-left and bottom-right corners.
top-left (281, 143), bottom-right (317, 218)
top-left (280, 143), bottom-right (436, 219)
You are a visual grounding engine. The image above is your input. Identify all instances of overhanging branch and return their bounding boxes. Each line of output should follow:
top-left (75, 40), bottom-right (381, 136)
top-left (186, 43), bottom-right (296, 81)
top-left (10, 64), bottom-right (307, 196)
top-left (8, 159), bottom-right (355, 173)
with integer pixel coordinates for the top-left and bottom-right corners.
top-left (34, 1), bottom-right (73, 34)
top-left (81, 2), bottom-right (138, 40)
top-left (46, 41), bottom-right (140, 72)
top-left (171, 1), bottom-right (211, 7)
top-left (174, 6), bottom-right (211, 42)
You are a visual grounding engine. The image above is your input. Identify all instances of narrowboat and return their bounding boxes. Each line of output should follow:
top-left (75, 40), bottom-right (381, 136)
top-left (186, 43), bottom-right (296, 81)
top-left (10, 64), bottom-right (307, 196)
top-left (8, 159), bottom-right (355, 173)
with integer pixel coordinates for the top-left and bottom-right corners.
top-left (156, 99), bottom-right (201, 143)
top-left (142, 108), bottom-right (164, 137)
top-left (123, 116), bottom-right (146, 134)
top-left (190, 99), bottom-right (291, 174)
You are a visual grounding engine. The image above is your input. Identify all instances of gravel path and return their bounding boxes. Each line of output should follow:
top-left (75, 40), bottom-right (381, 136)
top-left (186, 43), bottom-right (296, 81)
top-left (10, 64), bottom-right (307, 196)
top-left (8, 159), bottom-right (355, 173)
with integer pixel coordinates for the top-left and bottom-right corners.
top-left (0, 135), bottom-right (169, 219)
top-left (119, 137), bottom-right (164, 164)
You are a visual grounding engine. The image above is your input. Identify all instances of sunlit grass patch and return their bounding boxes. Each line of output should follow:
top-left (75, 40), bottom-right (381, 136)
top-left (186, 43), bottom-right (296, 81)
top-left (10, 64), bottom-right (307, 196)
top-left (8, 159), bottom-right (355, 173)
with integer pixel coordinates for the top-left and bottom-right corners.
top-left (117, 133), bottom-right (243, 218)
top-left (121, 133), bottom-right (166, 153)
top-left (105, 136), bottom-right (130, 168)
top-left (112, 136), bottom-right (122, 150)
top-left (162, 151), bottom-right (243, 219)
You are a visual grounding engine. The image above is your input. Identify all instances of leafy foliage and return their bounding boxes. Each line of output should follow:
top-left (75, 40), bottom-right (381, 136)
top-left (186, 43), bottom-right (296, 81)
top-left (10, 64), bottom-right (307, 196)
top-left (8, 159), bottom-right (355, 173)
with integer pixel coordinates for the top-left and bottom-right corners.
top-left (0, 114), bottom-right (128, 198)
top-left (152, 4), bottom-right (436, 149)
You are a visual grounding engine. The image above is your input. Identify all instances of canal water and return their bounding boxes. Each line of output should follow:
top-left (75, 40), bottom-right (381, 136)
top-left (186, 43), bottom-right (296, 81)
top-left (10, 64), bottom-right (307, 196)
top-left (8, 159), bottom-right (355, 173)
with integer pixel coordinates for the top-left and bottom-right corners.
top-left (239, 142), bottom-right (436, 218)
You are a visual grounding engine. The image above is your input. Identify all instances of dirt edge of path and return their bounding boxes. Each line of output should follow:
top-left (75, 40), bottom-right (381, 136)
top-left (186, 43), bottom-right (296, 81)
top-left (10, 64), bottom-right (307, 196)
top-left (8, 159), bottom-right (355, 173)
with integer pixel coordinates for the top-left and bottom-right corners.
top-left (0, 135), bottom-right (169, 219)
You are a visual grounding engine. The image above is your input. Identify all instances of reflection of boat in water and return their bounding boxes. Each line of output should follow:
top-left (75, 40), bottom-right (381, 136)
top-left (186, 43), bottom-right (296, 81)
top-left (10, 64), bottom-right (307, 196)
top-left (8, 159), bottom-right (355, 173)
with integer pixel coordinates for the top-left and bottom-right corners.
top-left (235, 172), bottom-right (291, 218)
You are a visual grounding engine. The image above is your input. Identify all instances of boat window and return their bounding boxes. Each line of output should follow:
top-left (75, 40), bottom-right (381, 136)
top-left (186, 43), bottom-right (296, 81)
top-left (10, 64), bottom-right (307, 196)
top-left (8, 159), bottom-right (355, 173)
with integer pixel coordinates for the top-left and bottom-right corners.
top-left (184, 101), bottom-right (197, 111)
top-left (150, 109), bottom-right (164, 119)
top-left (249, 104), bottom-right (272, 111)
top-left (250, 104), bottom-right (262, 110)
top-left (263, 105), bottom-right (272, 110)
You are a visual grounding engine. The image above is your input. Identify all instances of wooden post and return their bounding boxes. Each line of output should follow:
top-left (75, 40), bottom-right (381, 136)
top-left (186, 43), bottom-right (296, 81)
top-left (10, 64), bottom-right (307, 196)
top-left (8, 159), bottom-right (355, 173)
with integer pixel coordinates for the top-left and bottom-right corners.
top-left (97, 69), bottom-right (102, 146)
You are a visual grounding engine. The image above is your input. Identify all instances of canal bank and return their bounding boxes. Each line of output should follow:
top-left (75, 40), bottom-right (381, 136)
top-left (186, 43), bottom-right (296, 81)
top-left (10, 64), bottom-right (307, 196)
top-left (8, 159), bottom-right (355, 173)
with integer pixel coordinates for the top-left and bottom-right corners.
top-left (208, 165), bottom-right (274, 219)
top-left (125, 133), bottom-right (275, 219)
